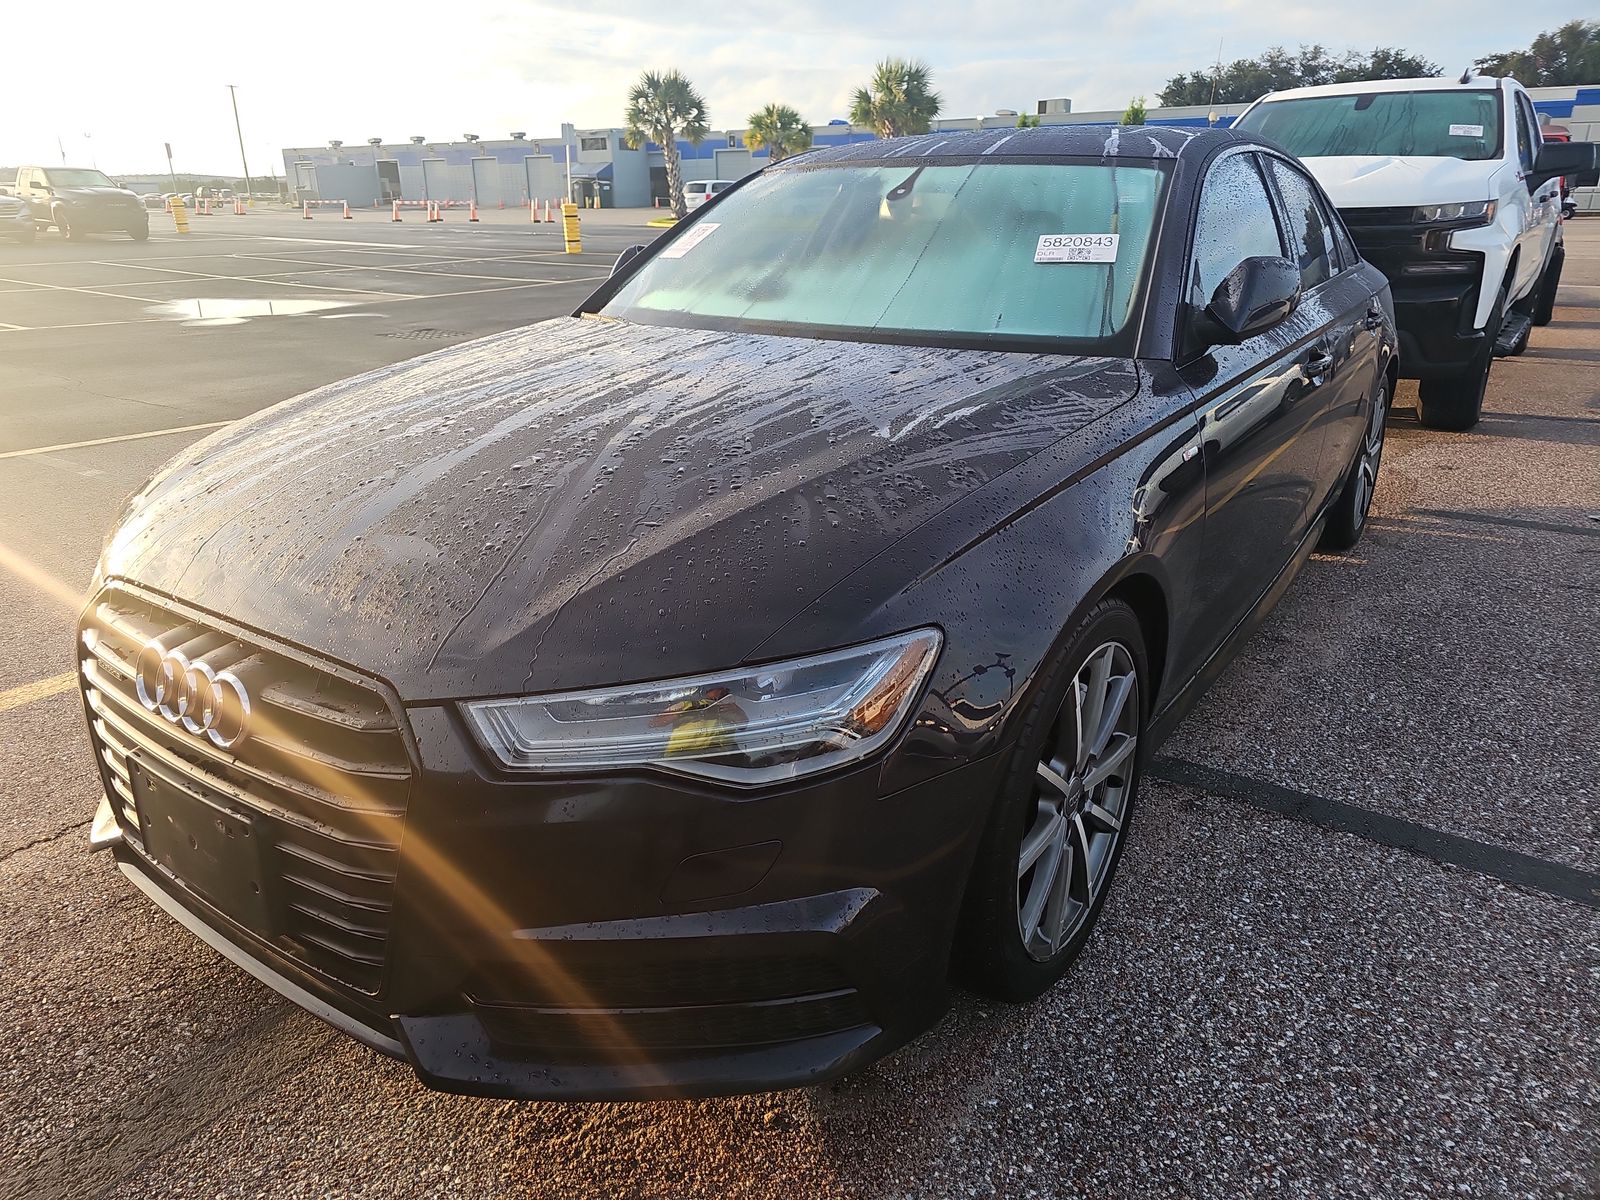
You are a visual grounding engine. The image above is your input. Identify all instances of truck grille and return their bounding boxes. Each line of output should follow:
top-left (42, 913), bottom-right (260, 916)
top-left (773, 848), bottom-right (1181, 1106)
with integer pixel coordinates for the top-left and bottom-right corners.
top-left (79, 585), bottom-right (413, 995)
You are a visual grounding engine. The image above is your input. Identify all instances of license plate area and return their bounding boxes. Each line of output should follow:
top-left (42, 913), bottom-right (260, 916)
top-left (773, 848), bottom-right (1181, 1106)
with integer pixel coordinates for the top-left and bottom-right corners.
top-left (131, 756), bottom-right (273, 934)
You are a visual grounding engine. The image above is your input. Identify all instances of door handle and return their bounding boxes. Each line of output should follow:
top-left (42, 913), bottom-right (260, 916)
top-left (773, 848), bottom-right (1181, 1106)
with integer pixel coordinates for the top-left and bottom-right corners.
top-left (1363, 306), bottom-right (1384, 331)
top-left (1304, 346), bottom-right (1334, 384)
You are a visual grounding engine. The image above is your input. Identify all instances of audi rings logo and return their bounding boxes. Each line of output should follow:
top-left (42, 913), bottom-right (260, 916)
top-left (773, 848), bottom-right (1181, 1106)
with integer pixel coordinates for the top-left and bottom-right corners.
top-left (134, 638), bottom-right (252, 749)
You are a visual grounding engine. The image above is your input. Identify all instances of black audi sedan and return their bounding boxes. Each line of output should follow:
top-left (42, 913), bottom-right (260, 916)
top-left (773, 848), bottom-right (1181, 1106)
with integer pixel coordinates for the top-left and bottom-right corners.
top-left (81, 126), bottom-right (1394, 1100)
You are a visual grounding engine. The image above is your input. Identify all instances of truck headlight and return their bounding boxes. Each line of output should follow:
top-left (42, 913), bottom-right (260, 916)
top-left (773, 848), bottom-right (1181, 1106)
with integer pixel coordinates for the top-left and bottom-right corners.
top-left (464, 629), bottom-right (942, 786)
top-left (1414, 200), bottom-right (1495, 225)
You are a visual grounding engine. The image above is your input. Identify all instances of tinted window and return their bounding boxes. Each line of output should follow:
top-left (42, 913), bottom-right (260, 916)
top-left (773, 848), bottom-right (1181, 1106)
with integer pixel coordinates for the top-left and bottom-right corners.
top-left (1266, 159), bottom-right (1334, 291)
top-left (1235, 90), bottom-right (1502, 161)
top-left (606, 162), bottom-right (1169, 345)
top-left (1514, 95), bottom-right (1536, 172)
top-left (43, 168), bottom-right (116, 188)
top-left (1189, 153), bottom-right (1284, 311)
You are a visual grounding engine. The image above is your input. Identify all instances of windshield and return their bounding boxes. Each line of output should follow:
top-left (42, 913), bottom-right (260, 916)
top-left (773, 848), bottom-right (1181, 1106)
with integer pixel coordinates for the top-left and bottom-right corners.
top-left (44, 168), bottom-right (118, 188)
top-left (601, 161), bottom-right (1168, 346)
top-left (1235, 90), bottom-right (1503, 161)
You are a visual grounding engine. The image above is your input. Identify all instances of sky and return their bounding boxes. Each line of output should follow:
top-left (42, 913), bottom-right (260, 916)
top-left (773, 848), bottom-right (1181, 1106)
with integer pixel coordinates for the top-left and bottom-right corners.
top-left (1, 1), bottom-right (1584, 176)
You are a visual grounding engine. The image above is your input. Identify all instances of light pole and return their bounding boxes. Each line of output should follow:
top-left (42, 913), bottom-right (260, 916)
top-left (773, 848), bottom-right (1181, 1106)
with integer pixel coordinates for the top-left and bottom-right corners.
top-left (227, 85), bottom-right (254, 197)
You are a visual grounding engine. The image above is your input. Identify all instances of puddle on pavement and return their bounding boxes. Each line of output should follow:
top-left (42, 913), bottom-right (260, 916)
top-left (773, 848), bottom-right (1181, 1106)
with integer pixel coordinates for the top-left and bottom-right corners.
top-left (145, 297), bottom-right (360, 326)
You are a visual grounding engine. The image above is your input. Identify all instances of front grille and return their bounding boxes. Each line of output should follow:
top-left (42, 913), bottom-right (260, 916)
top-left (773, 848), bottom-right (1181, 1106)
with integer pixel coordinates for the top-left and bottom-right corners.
top-left (80, 586), bottom-right (413, 994)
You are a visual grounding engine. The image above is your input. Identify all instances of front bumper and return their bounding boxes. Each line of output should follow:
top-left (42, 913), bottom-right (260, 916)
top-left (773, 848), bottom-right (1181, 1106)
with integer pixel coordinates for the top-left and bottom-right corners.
top-left (82, 587), bottom-right (1000, 1100)
top-left (97, 742), bottom-right (996, 1099)
top-left (56, 204), bottom-right (147, 233)
top-left (1342, 208), bottom-right (1489, 380)
top-left (1, 210), bottom-right (32, 239)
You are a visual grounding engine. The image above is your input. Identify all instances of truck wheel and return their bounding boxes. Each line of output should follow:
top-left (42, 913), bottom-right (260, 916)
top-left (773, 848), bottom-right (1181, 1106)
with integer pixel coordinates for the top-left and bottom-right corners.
top-left (129, 225), bottom-right (149, 242)
top-left (1531, 245), bottom-right (1563, 327)
top-left (54, 210), bottom-right (76, 241)
top-left (1418, 287), bottom-right (1504, 432)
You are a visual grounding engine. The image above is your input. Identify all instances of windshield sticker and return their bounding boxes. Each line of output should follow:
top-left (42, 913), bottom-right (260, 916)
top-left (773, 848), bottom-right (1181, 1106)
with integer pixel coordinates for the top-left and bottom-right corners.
top-left (1448, 123), bottom-right (1485, 138)
top-left (1035, 233), bottom-right (1120, 264)
top-left (658, 222), bottom-right (720, 258)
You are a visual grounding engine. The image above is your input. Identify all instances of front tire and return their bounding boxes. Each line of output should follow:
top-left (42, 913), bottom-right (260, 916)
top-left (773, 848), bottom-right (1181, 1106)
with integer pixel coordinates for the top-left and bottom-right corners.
top-left (54, 209), bottom-right (76, 241)
top-left (955, 599), bottom-right (1147, 1002)
top-left (1320, 373), bottom-right (1388, 551)
top-left (129, 225), bottom-right (149, 242)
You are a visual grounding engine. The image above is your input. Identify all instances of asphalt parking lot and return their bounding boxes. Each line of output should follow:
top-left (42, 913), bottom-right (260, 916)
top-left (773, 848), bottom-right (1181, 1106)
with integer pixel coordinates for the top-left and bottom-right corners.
top-left (1, 210), bottom-right (1596, 1199)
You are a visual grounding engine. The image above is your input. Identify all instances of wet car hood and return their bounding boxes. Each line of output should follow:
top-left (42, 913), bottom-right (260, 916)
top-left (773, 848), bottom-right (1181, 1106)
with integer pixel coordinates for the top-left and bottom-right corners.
top-left (1298, 155), bottom-right (1497, 209)
top-left (105, 318), bottom-right (1137, 701)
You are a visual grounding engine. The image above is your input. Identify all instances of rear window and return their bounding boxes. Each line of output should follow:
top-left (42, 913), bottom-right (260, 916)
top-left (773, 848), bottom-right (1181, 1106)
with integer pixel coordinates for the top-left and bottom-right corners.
top-left (603, 160), bottom-right (1169, 348)
top-left (1235, 90), bottom-right (1503, 161)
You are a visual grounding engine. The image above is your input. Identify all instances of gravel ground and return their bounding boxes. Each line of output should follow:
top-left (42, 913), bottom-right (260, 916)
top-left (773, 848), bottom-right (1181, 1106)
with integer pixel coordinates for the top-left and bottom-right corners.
top-left (1, 219), bottom-right (1597, 1200)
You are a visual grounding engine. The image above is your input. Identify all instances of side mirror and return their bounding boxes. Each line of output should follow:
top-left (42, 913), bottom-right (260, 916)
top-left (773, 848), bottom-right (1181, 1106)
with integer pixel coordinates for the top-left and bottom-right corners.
top-left (1195, 256), bottom-right (1302, 347)
top-left (1530, 141), bottom-right (1598, 189)
top-left (610, 243), bottom-right (646, 277)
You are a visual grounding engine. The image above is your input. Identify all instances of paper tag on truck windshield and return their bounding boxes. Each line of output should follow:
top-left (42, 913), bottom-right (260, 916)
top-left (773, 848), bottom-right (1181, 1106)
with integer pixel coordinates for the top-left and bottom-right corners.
top-left (1448, 124), bottom-right (1485, 138)
top-left (658, 222), bottom-right (720, 258)
top-left (1035, 233), bottom-right (1119, 264)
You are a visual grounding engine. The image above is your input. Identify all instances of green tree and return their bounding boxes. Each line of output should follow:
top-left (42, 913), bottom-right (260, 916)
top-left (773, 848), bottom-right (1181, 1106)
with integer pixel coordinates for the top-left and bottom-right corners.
top-left (1157, 44), bottom-right (1438, 107)
top-left (1475, 21), bottom-right (1600, 87)
top-left (745, 103), bottom-right (814, 163)
top-left (623, 69), bottom-right (710, 220)
top-left (849, 58), bottom-right (942, 138)
top-left (1015, 113), bottom-right (1041, 128)
top-left (1120, 97), bottom-right (1148, 126)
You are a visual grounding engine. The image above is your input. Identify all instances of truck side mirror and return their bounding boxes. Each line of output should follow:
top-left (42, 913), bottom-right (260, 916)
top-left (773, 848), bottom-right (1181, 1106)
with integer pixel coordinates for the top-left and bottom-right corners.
top-left (610, 244), bottom-right (646, 277)
top-left (1530, 141), bottom-right (1598, 189)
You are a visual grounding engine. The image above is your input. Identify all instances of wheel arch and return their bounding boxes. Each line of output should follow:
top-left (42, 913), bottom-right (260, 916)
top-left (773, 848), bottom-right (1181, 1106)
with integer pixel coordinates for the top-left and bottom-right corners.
top-left (1103, 571), bottom-right (1169, 718)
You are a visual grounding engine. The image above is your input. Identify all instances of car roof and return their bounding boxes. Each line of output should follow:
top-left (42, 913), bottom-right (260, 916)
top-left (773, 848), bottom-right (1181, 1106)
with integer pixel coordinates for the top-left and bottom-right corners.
top-left (786, 124), bottom-right (1251, 166)
top-left (1254, 76), bottom-right (1508, 104)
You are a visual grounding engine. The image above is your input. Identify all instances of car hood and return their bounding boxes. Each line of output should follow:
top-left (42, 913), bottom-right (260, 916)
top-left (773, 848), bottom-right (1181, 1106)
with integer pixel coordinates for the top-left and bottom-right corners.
top-left (58, 186), bottom-right (140, 202)
top-left (104, 318), bottom-right (1137, 701)
top-left (1297, 155), bottom-right (1496, 209)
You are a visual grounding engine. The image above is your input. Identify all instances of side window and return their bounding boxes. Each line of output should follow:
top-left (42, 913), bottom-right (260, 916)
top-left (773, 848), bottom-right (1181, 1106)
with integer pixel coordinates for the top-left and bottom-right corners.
top-left (1265, 158), bottom-right (1334, 291)
top-left (1189, 153), bottom-right (1285, 313)
top-left (1513, 97), bottom-right (1535, 173)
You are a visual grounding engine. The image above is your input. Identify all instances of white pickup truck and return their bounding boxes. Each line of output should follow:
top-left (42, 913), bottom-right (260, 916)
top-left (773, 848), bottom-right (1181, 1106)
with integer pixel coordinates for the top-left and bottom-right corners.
top-left (1234, 75), bottom-right (1598, 430)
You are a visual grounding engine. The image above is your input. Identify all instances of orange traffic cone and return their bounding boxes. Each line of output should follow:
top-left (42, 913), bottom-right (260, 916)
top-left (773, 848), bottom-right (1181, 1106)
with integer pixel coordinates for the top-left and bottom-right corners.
top-left (343, 201), bottom-right (352, 220)
top-left (303, 203), bottom-right (312, 220)
top-left (469, 200), bottom-right (479, 222)
top-left (392, 201), bottom-right (402, 222)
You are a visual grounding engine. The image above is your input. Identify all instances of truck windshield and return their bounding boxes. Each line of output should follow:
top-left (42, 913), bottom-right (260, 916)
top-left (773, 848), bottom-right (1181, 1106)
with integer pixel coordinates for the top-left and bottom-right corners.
top-left (1234, 90), bottom-right (1502, 161)
top-left (44, 168), bottom-right (118, 187)
top-left (601, 160), bottom-right (1168, 347)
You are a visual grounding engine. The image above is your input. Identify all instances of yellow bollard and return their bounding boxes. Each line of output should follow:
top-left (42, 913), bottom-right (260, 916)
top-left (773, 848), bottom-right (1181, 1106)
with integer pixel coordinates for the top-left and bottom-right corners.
top-left (171, 196), bottom-right (190, 235)
top-left (562, 201), bottom-right (582, 254)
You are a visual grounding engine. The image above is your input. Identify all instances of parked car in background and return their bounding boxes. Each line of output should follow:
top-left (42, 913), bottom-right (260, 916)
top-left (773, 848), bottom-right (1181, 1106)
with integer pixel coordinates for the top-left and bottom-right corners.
top-left (1234, 74), bottom-right (1597, 430)
top-left (84, 125), bottom-right (1395, 1102)
top-left (0, 191), bottom-right (35, 243)
top-left (683, 178), bottom-right (735, 209)
top-left (141, 193), bottom-right (164, 210)
top-left (12, 165), bottom-right (150, 242)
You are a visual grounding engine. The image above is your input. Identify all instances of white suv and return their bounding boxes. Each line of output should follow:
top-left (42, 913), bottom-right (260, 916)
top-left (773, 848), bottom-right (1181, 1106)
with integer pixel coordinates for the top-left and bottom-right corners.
top-left (683, 179), bottom-right (735, 210)
top-left (1235, 75), bottom-right (1597, 430)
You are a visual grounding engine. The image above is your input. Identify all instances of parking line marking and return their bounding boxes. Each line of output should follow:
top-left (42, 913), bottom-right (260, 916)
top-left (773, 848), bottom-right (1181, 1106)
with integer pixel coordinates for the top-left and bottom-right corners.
top-left (1150, 757), bottom-right (1600, 909)
top-left (1409, 507), bottom-right (1600, 539)
top-left (0, 321), bottom-right (25, 331)
top-left (105, 260), bottom-right (407, 299)
top-left (0, 421), bottom-right (231, 461)
top-left (0, 272), bottom-right (148, 303)
top-left (0, 672), bottom-right (77, 714)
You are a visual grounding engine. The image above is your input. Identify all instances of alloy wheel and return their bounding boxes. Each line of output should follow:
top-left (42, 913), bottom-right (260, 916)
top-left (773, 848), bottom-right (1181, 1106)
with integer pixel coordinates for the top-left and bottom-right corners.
top-left (1352, 381), bottom-right (1387, 529)
top-left (1017, 640), bottom-right (1139, 961)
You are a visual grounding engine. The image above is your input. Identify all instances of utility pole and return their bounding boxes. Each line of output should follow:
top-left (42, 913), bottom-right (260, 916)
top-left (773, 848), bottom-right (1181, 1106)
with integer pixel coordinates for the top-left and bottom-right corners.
top-left (227, 85), bottom-right (255, 197)
top-left (165, 142), bottom-right (179, 194)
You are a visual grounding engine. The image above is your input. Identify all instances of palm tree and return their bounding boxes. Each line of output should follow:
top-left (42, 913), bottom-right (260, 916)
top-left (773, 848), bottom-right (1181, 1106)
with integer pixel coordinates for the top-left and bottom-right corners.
top-left (745, 103), bottom-right (814, 163)
top-left (623, 69), bottom-right (710, 220)
top-left (848, 58), bottom-right (942, 139)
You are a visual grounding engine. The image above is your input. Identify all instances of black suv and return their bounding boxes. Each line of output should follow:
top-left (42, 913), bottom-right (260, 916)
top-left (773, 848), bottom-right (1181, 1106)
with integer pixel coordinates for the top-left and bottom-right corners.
top-left (14, 165), bottom-right (149, 241)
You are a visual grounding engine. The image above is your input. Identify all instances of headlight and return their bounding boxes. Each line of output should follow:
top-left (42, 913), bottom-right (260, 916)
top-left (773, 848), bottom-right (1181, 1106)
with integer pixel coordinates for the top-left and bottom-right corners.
top-left (464, 629), bottom-right (942, 786)
top-left (1414, 200), bottom-right (1495, 225)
